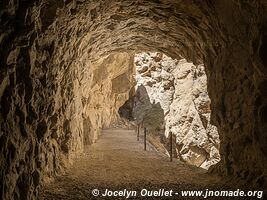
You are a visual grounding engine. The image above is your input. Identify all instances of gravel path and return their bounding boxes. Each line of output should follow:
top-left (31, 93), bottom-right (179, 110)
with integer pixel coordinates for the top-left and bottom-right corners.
top-left (40, 129), bottom-right (258, 200)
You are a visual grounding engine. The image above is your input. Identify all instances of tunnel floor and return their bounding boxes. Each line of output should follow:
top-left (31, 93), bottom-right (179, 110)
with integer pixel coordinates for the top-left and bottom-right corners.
top-left (40, 129), bottom-right (250, 200)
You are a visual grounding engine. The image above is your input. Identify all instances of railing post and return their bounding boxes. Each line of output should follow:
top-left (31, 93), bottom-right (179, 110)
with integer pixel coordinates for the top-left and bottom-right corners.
top-left (137, 124), bottom-right (140, 141)
top-left (144, 127), bottom-right (147, 151)
top-left (170, 131), bottom-right (173, 162)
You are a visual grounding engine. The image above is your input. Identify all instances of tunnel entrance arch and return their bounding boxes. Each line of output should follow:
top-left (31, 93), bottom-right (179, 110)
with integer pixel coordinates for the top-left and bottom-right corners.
top-left (118, 52), bottom-right (220, 169)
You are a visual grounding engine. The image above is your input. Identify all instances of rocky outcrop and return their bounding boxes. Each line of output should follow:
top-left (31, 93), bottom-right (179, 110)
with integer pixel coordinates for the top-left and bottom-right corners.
top-left (134, 52), bottom-right (220, 169)
top-left (1, 0), bottom-right (267, 199)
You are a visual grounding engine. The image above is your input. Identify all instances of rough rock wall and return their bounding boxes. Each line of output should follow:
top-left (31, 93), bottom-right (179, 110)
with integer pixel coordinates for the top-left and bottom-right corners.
top-left (0, 0), bottom-right (267, 199)
top-left (0, 2), bottom-right (135, 195)
top-left (85, 53), bottom-right (135, 133)
top-left (1, 25), bottom-right (134, 197)
top-left (204, 1), bottom-right (267, 187)
top-left (134, 52), bottom-right (220, 169)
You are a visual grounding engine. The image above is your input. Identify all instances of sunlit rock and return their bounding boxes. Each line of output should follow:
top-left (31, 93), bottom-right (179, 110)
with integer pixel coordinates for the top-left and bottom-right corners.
top-left (134, 52), bottom-right (220, 169)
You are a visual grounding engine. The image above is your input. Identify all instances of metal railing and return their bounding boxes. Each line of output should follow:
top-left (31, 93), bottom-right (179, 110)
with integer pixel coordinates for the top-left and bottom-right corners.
top-left (170, 131), bottom-right (173, 162)
top-left (136, 125), bottom-right (173, 162)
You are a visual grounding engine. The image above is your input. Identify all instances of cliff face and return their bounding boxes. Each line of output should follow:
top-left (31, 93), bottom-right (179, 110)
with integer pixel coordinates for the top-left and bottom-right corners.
top-left (134, 52), bottom-right (220, 169)
top-left (1, 0), bottom-right (267, 199)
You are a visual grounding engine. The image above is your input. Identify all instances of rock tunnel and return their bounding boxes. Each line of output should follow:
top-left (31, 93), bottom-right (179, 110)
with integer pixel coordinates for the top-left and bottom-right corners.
top-left (0, 0), bottom-right (267, 199)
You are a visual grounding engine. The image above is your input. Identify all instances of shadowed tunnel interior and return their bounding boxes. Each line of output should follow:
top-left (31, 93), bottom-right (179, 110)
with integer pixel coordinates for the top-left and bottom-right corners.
top-left (0, 0), bottom-right (267, 199)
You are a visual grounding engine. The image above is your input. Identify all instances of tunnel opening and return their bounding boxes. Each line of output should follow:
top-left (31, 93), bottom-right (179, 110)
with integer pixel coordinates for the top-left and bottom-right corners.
top-left (118, 52), bottom-right (220, 169)
top-left (1, 0), bottom-right (267, 199)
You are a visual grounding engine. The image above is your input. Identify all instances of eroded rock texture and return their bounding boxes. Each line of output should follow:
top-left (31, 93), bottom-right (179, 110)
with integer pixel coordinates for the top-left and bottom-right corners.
top-left (134, 52), bottom-right (220, 169)
top-left (0, 0), bottom-right (267, 199)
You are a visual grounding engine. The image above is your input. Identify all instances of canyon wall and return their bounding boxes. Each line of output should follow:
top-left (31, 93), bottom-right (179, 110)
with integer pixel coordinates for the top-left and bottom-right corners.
top-left (134, 52), bottom-right (220, 169)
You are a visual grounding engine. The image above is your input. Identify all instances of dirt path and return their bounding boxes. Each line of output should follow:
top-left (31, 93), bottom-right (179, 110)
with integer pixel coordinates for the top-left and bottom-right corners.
top-left (41, 129), bottom-right (250, 200)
